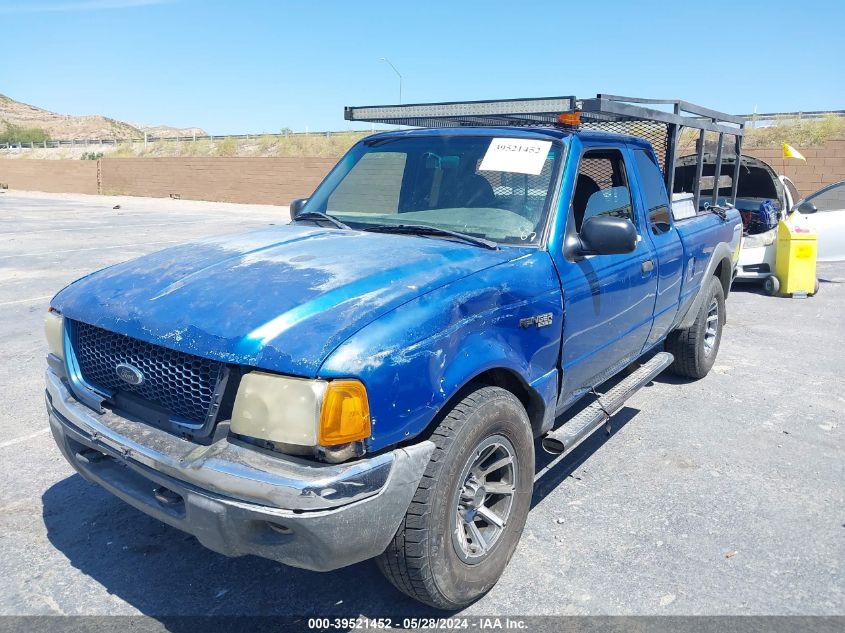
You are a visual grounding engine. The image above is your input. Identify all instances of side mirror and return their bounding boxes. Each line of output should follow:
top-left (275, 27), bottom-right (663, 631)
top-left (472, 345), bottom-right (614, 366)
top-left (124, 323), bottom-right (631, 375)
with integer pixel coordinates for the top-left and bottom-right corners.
top-left (578, 216), bottom-right (638, 255)
top-left (795, 200), bottom-right (817, 214)
top-left (290, 198), bottom-right (309, 217)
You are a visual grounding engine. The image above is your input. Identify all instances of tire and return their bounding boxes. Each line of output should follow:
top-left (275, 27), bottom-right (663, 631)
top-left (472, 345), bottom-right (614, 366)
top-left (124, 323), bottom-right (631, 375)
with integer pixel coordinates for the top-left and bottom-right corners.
top-left (763, 275), bottom-right (780, 296)
top-left (812, 277), bottom-right (820, 295)
top-left (377, 385), bottom-right (534, 609)
top-left (665, 275), bottom-right (726, 379)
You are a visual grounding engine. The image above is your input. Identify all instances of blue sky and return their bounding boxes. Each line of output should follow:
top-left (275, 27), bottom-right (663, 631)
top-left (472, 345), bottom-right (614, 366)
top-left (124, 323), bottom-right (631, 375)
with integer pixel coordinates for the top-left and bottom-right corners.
top-left (1, 0), bottom-right (843, 134)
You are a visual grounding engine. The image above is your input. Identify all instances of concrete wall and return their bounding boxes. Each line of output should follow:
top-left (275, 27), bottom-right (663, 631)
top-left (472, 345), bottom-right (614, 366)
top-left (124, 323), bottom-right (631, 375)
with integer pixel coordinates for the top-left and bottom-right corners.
top-left (100, 157), bottom-right (338, 205)
top-left (745, 139), bottom-right (845, 197)
top-left (0, 159), bottom-right (99, 194)
top-left (2, 139), bottom-right (844, 204)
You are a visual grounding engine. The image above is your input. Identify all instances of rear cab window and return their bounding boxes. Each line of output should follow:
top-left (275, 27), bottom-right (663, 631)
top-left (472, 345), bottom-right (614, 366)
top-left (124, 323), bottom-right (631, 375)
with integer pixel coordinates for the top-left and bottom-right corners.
top-left (632, 148), bottom-right (672, 235)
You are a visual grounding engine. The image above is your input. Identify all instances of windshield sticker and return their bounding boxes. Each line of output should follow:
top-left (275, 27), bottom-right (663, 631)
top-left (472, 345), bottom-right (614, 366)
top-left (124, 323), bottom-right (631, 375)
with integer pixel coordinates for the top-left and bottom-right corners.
top-left (479, 138), bottom-right (552, 175)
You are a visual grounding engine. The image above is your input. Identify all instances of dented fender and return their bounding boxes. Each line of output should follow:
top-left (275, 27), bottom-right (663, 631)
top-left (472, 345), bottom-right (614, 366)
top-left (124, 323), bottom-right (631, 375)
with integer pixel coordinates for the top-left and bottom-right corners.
top-left (319, 250), bottom-right (563, 451)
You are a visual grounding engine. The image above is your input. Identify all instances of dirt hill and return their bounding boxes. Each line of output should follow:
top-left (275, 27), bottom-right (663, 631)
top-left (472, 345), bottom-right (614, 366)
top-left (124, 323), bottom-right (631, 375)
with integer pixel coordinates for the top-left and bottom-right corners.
top-left (134, 124), bottom-right (207, 138)
top-left (0, 94), bottom-right (205, 140)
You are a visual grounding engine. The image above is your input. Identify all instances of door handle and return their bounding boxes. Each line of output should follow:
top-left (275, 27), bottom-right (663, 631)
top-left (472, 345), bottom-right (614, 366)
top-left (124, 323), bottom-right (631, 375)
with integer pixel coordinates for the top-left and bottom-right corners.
top-left (641, 259), bottom-right (655, 274)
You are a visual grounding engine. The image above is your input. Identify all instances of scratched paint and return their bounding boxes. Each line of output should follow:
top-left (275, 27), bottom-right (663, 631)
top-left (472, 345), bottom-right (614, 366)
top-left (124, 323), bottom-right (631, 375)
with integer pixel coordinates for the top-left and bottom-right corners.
top-left (50, 127), bottom-right (741, 455)
top-left (52, 223), bottom-right (525, 376)
top-left (320, 251), bottom-right (563, 449)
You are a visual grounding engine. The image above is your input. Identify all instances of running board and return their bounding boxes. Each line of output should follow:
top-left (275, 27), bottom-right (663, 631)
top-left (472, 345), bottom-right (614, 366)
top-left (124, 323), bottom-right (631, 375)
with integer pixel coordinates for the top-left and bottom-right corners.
top-left (541, 352), bottom-right (674, 455)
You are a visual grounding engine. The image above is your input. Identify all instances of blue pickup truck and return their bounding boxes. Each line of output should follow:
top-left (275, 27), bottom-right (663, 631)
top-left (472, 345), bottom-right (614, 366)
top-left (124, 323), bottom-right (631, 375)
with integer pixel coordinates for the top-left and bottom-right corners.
top-left (44, 96), bottom-right (743, 608)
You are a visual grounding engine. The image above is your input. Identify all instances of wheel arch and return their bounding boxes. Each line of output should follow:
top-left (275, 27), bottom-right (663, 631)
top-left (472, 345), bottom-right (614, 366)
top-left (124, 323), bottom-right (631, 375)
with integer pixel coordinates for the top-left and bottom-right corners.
top-left (473, 368), bottom-right (546, 437)
top-left (677, 243), bottom-right (734, 330)
top-left (713, 255), bottom-right (733, 299)
top-left (416, 367), bottom-right (548, 443)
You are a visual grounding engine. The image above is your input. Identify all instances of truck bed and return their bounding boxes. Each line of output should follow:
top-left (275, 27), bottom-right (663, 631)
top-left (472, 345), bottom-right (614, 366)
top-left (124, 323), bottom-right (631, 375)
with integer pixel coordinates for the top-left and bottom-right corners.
top-left (676, 206), bottom-right (742, 315)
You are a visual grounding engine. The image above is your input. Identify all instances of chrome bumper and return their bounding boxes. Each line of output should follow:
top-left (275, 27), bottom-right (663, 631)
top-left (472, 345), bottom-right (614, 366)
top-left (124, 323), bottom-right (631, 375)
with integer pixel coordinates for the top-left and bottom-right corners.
top-left (46, 368), bottom-right (434, 571)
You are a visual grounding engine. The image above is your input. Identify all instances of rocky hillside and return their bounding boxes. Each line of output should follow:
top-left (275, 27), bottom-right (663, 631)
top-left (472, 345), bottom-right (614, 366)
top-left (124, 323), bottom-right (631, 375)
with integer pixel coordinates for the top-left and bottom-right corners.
top-left (0, 94), bottom-right (205, 140)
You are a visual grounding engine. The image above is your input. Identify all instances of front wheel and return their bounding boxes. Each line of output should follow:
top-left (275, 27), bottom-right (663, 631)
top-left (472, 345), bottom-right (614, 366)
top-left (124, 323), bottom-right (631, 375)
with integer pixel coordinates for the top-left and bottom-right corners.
top-left (666, 275), bottom-right (726, 379)
top-left (377, 386), bottom-right (534, 609)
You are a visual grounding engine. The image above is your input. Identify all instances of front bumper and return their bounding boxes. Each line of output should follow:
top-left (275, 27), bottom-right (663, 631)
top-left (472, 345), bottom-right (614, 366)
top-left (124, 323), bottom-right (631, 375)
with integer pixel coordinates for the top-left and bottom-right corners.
top-left (735, 231), bottom-right (776, 281)
top-left (45, 368), bottom-right (434, 571)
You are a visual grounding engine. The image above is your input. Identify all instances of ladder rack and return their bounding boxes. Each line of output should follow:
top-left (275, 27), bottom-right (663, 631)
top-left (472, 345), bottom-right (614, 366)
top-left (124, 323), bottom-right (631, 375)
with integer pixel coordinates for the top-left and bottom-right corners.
top-left (345, 94), bottom-right (746, 208)
top-left (345, 94), bottom-right (744, 135)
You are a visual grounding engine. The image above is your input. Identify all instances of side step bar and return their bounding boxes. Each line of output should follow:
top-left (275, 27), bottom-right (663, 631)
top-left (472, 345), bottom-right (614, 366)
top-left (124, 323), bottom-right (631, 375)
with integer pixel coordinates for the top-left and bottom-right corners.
top-left (541, 352), bottom-right (674, 455)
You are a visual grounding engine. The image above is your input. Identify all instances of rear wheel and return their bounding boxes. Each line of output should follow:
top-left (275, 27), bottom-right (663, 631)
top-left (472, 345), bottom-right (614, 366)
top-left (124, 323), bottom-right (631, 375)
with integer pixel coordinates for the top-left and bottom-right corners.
top-left (377, 386), bottom-right (534, 609)
top-left (666, 275), bottom-right (725, 379)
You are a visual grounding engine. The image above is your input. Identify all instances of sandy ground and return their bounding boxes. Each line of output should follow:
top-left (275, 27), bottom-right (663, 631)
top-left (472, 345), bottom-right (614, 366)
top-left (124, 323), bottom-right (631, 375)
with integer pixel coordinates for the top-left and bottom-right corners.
top-left (0, 191), bottom-right (842, 619)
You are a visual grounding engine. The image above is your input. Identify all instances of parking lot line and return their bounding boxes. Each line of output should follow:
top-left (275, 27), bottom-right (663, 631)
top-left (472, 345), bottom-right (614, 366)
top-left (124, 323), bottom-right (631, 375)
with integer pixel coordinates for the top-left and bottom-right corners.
top-left (0, 240), bottom-right (182, 260)
top-left (0, 220), bottom-right (235, 237)
top-left (0, 295), bottom-right (53, 307)
top-left (0, 427), bottom-right (49, 450)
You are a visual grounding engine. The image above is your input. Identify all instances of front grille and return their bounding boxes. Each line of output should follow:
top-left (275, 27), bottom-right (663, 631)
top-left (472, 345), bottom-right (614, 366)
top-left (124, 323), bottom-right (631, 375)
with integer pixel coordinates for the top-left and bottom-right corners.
top-left (71, 321), bottom-right (225, 426)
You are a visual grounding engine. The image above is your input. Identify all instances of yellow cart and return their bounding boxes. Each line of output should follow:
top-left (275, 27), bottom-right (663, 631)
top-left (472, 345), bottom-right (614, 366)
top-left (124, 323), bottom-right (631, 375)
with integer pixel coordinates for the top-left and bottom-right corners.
top-left (765, 215), bottom-right (819, 297)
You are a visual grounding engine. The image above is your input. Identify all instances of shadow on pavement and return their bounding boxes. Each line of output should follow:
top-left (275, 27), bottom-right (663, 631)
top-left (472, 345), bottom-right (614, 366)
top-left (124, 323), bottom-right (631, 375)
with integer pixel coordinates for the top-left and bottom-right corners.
top-left (532, 406), bottom-right (639, 508)
top-left (729, 282), bottom-right (766, 295)
top-left (41, 475), bottom-right (440, 619)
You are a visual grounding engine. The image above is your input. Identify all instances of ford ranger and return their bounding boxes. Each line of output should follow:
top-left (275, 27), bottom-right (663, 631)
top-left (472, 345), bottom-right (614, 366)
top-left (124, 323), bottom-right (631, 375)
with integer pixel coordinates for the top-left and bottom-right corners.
top-left (44, 95), bottom-right (743, 608)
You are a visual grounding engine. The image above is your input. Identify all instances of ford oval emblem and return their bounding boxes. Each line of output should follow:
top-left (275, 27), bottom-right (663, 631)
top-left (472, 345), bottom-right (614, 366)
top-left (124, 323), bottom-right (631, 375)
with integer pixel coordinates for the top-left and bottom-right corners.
top-left (115, 363), bottom-right (144, 386)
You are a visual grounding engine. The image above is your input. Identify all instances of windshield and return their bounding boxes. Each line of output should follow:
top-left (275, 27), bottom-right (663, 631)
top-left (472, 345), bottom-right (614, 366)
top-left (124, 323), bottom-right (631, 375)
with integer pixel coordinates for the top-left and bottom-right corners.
top-left (303, 135), bottom-right (563, 246)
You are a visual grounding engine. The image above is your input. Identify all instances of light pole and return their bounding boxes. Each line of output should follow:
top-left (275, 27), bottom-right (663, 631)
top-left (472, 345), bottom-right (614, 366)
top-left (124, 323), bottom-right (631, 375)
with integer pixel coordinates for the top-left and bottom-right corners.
top-left (380, 57), bottom-right (402, 104)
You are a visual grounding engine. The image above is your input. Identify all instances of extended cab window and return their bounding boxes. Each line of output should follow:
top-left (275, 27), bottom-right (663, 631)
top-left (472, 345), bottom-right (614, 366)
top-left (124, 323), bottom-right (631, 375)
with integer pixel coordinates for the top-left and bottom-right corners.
top-left (572, 149), bottom-right (634, 233)
top-left (308, 135), bottom-right (562, 246)
top-left (633, 149), bottom-right (672, 234)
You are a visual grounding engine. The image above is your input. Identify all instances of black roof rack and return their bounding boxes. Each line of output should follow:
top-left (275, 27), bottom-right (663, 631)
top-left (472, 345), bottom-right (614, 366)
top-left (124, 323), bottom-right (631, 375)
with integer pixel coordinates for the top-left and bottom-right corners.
top-left (345, 94), bottom-right (744, 136)
top-left (345, 94), bottom-right (746, 209)
top-left (345, 96), bottom-right (578, 129)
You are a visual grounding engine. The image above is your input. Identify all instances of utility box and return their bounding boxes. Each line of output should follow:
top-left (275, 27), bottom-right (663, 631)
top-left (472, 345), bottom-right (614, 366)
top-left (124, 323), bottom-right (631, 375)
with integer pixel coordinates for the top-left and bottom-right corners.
top-left (775, 216), bottom-right (818, 296)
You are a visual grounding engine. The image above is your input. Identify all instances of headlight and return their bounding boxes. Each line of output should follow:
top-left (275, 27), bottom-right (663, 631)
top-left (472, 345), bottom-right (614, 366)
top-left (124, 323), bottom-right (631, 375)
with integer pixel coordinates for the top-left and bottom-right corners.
top-left (45, 308), bottom-right (64, 360)
top-left (230, 372), bottom-right (371, 453)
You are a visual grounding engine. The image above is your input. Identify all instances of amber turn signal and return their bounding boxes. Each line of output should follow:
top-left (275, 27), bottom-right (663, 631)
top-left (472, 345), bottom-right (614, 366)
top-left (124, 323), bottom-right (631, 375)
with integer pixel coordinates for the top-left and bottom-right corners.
top-left (319, 380), bottom-right (371, 446)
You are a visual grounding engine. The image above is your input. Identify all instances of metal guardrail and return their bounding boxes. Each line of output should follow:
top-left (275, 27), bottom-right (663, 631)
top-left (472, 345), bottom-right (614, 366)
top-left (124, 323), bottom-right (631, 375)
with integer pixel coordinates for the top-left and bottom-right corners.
top-left (0, 110), bottom-right (841, 150)
top-left (0, 129), bottom-right (364, 150)
top-left (737, 110), bottom-right (845, 121)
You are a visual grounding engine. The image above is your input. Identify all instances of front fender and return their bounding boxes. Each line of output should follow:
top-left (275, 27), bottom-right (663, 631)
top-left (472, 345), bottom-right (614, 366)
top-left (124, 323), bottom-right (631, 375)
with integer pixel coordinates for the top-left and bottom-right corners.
top-left (319, 251), bottom-right (562, 452)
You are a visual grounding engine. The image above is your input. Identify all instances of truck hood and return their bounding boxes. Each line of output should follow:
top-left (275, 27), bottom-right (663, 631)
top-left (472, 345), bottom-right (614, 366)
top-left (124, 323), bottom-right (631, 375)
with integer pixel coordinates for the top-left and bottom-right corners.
top-left (52, 224), bottom-right (523, 376)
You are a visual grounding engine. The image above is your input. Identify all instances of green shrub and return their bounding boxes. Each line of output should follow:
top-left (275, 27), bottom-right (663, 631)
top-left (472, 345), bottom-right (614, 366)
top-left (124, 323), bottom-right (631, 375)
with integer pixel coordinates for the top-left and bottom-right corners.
top-left (742, 114), bottom-right (845, 148)
top-left (0, 122), bottom-right (51, 144)
top-left (215, 137), bottom-right (238, 156)
top-left (678, 115), bottom-right (845, 151)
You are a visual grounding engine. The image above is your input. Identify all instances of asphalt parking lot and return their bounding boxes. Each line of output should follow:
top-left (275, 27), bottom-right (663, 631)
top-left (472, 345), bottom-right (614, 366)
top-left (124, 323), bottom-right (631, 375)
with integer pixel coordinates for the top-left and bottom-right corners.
top-left (0, 191), bottom-right (842, 618)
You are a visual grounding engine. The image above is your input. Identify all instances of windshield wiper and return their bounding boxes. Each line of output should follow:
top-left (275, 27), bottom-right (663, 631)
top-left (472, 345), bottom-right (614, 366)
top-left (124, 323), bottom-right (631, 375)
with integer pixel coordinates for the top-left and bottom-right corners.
top-left (362, 224), bottom-right (498, 250)
top-left (293, 210), bottom-right (351, 230)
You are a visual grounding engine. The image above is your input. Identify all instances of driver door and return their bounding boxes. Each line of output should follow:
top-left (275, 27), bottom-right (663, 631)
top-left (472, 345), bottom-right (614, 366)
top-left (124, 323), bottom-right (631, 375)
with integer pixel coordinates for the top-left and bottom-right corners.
top-left (557, 146), bottom-right (658, 408)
